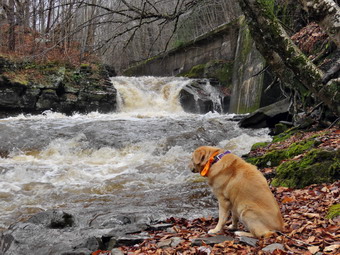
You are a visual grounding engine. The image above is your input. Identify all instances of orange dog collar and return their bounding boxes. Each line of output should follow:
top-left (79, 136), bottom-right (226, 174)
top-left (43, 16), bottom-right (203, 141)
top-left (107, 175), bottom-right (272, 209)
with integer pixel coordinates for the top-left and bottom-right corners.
top-left (200, 150), bottom-right (231, 177)
top-left (200, 151), bottom-right (220, 177)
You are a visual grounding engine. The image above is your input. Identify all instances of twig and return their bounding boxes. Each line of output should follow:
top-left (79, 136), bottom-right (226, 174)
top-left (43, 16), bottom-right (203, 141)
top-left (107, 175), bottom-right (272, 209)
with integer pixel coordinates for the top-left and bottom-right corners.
top-left (252, 65), bottom-right (269, 77)
top-left (328, 116), bottom-right (340, 129)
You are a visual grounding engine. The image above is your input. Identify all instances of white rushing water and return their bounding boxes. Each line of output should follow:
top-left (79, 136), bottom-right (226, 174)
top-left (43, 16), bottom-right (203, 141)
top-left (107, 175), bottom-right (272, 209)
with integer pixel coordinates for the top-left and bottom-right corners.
top-left (0, 76), bottom-right (271, 229)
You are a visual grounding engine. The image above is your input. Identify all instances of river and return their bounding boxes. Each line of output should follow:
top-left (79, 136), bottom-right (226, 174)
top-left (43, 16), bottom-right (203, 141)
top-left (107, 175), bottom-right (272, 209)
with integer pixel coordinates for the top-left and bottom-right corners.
top-left (0, 76), bottom-right (271, 231)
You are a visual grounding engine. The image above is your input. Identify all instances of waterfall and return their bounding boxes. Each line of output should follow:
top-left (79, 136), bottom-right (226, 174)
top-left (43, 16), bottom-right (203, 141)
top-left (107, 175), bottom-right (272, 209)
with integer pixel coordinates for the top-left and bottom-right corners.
top-left (111, 76), bottom-right (224, 115)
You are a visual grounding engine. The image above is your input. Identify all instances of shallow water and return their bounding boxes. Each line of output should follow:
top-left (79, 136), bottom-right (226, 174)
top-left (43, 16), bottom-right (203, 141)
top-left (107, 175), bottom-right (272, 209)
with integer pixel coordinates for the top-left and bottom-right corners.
top-left (0, 76), bottom-right (271, 229)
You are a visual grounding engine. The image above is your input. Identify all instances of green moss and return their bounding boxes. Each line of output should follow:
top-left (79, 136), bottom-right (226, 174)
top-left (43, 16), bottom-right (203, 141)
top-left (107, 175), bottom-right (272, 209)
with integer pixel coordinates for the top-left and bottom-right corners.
top-left (273, 123), bottom-right (289, 135)
top-left (239, 25), bottom-right (253, 63)
top-left (182, 64), bottom-right (205, 78)
top-left (286, 139), bottom-right (319, 158)
top-left (172, 40), bottom-right (186, 48)
top-left (326, 204), bottom-right (340, 219)
top-left (204, 60), bottom-right (234, 86)
top-left (251, 142), bottom-right (270, 151)
top-left (272, 128), bottom-right (297, 143)
top-left (247, 137), bottom-right (320, 168)
top-left (257, 0), bottom-right (276, 19)
top-left (271, 149), bottom-right (340, 188)
top-left (246, 150), bottom-right (287, 168)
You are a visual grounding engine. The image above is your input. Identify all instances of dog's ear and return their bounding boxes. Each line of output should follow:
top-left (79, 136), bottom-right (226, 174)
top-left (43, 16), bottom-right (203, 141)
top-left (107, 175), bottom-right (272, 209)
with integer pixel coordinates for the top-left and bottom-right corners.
top-left (193, 148), bottom-right (207, 166)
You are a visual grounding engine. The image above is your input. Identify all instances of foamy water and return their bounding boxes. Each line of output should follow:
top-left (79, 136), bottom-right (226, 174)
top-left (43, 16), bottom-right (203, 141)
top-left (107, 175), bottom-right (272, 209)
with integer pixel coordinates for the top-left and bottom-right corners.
top-left (0, 76), bottom-right (271, 229)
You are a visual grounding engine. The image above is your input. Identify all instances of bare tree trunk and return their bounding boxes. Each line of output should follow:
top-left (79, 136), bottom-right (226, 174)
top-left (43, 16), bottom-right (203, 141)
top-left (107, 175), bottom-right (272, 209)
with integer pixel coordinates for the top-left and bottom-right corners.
top-left (32, 0), bottom-right (37, 31)
top-left (298, 0), bottom-right (340, 47)
top-left (6, 0), bottom-right (15, 51)
top-left (238, 0), bottom-right (339, 117)
top-left (46, 0), bottom-right (54, 33)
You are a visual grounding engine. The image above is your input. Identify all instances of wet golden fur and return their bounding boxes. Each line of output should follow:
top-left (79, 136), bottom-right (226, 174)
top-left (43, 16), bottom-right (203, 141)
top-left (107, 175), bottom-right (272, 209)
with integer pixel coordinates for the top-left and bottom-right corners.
top-left (191, 146), bottom-right (284, 238)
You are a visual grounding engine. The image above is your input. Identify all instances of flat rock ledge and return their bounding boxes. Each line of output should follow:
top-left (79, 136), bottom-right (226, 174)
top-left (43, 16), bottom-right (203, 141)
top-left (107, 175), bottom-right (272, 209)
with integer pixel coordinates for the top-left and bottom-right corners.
top-left (0, 59), bottom-right (117, 118)
top-left (0, 209), bottom-right (285, 255)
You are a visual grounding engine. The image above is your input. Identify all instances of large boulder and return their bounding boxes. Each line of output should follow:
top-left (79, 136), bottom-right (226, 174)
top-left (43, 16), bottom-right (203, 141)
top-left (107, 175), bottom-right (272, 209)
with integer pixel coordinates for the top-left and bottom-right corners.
top-left (239, 98), bottom-right (291, 128)
top-left (179, 80), bottom-right (229, 113)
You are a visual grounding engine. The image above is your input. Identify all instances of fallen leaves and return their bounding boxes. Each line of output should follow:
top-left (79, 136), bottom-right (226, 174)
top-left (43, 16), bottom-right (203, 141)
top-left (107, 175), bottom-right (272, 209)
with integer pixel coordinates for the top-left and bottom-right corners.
top-left (116, 181), bottom-right (339, 254)
top-left (291, 22), bottom-right (329, 55)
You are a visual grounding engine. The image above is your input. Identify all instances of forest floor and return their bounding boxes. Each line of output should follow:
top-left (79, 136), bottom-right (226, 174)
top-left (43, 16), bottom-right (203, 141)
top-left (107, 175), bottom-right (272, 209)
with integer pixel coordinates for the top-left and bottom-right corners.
top-left (97, 129), bottom-right (340, 255)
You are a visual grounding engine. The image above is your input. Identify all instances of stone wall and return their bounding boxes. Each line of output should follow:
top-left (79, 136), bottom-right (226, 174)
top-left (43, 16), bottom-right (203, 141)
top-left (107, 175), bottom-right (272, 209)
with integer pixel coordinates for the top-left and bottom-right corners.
top-left (123, 17), bottom-right (278, 114)
top-left (123, 19), bottom-right (240, 77)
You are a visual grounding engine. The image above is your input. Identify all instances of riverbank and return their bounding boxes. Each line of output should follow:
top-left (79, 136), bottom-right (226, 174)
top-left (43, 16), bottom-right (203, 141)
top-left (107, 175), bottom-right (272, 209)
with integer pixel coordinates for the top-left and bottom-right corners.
top-left (112, 128), bottom-right (339, 255)
top-left (0, 56), bottom-right (117, 118)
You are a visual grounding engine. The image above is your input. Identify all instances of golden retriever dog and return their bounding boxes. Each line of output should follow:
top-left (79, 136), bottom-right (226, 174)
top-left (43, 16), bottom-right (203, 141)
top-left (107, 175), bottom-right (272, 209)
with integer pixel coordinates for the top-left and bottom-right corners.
top-left (191, 146), bottom-right (284, 238)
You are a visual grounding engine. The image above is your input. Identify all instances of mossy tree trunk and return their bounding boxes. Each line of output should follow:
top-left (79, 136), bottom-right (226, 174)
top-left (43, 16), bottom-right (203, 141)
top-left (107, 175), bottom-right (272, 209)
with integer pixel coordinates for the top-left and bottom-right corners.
top-left (237, 0), bottom-right (340, 120)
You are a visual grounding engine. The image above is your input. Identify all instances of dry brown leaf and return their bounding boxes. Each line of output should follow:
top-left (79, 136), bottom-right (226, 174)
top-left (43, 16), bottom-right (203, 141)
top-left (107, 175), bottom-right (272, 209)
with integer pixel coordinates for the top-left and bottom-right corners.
top-left (324, 244), bottom-right (340, 252)
top-left (304, 213), bottom-right (320, 219)
top-left (308, 245), bottom-right (320, 254)
top-left (306, 236), bottom-right (316, 243)
top-left (282, 196), bottom-right (296, 203)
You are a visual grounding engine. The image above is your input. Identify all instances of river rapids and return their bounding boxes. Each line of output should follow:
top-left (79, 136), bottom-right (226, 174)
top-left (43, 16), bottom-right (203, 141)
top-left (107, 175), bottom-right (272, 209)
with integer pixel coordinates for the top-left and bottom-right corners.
top-left (0, 76), bottom-right (271, 230)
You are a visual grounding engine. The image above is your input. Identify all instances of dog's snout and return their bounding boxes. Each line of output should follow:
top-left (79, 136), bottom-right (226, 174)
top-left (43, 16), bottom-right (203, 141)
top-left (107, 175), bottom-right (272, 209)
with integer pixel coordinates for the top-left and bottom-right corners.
top-left (189, 162), bottom-right (196, 173)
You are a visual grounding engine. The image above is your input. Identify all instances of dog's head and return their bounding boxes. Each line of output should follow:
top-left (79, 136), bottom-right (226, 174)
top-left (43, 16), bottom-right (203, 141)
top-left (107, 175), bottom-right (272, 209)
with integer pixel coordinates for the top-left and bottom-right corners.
top-left (190, 146), bottom-right (221, 174)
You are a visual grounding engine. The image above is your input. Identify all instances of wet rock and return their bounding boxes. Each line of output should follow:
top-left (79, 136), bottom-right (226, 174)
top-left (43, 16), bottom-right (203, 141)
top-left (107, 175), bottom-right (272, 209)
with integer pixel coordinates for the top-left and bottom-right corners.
top-left (60, 248), bottom-right (92, 255)
top-left (262, 243), bottom-right (285, 252)
top-left (0, 211), bottom-right (156, 255)
top-left (36, 89), bottom-right (59, 110)
top-left (0, 233), bottom-right (14, 254)
top-left (114, 233), bottom-right (150, 247)
top-left (170, 237), bottom-right (183, 247)
top-left (111, 248), bottom-right (124, 255)
top-left (239, 98), bottom-right (291, 128)
top-left (145, 223), bottom-right (173, 231)
top-left (237, 236), bottom-right (258, 247)
top-left (179, 80), bottom-right (226, 113)
top-left (156, 239), bottom-right (172, 248)
top-left (0, 59), bottom-right (117, 117)
top-left (191, 235), bottom-right (234, 246)
top-left (76, 236), bottom-right (101, 251)
top-left (100, 64), bottom-right (117, 77)
top-left (156, 237), bottom-right (184, 249)
top-left (27, 210), bottom-right (75, 229)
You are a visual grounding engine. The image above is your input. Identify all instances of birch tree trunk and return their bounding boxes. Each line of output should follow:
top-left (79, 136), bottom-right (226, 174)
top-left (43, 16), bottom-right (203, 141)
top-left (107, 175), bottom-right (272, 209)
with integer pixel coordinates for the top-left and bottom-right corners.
top-left (238, 0), bottom-right (339, 117)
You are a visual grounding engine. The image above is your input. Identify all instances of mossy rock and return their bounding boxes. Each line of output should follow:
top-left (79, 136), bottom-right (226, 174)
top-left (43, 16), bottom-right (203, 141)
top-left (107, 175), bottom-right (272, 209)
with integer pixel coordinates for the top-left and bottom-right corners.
top-left (273, 123), bottom-right (289, 135)
top-left (326, 204), bottom-right (340, 219)
top-left (246, 138), bottom-right (320, 168)
top-left (271, 149), bottom-right (340, 188)
top-left (250, 142), bottom-right (270, 151)
top-left (246, 150), bottom-right (287, 168)
top-left (182, 64), bottom-right (205, 78)
top-left (272, 128), bottom-right (298, 143)
top-left (204, 60), bottom-right (234, 86)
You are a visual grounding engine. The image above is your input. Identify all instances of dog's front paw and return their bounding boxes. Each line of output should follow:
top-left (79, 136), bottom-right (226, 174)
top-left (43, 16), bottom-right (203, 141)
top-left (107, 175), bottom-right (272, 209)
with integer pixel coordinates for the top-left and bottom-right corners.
top-left (208, 228), bottom-right (220, 234)
top-left (227, 224), bottom-right (237, 231)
